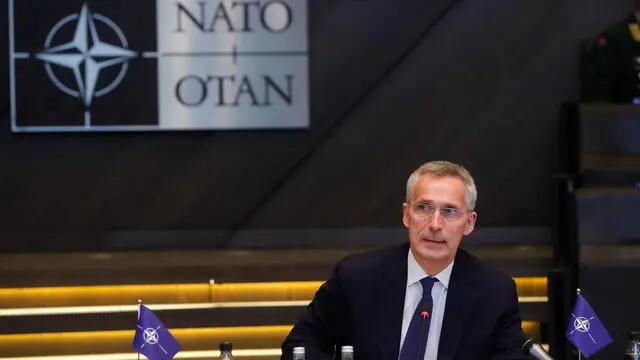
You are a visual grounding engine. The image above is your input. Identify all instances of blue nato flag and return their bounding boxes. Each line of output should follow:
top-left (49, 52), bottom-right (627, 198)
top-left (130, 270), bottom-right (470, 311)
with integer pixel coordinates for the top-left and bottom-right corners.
top-left (567, 293), bottom-right (612, 358)
top-left (132, 304), bottom-right (182, 360)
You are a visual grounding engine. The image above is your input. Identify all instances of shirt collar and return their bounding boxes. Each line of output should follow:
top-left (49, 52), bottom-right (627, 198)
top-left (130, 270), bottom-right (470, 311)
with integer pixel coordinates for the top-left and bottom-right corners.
top-left (407, 249), bottom-right (454, 290)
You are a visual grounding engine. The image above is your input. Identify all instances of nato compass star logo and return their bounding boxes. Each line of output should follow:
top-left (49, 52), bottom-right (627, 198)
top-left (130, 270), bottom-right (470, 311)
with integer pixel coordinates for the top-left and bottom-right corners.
top-left (35, 3), bottom-right (137, 125)
top-left (137, 325), bottom-right (170, 354)
top-left (570, 314), bottom-right (597, 344)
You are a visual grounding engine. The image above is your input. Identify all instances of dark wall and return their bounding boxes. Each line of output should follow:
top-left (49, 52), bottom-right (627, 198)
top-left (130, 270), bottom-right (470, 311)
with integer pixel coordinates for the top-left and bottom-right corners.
top-left (580, 264), bottom-right (640, 360)
top-left (0, 0), bottom-right (632, 251)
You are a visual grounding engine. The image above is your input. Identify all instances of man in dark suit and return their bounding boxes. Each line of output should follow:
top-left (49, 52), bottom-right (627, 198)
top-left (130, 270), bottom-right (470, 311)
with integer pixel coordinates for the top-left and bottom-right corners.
top-left (583, 0), bottom-right (640, 103)
top-left (281, 161), bottom-right (525, 360)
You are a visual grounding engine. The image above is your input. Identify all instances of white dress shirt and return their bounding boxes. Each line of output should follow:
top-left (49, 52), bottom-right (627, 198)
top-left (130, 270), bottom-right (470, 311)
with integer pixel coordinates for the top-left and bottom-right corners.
top-left (399, 250), bottom-right (454, 360)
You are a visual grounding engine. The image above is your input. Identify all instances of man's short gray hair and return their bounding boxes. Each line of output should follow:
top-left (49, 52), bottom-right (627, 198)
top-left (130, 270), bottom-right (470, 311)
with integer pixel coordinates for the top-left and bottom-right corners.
top-left (405, 160), bottom-right (478, 211)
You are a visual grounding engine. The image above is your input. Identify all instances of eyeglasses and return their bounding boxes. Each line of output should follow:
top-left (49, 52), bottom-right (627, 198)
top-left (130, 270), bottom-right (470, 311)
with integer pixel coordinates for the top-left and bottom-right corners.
top-left (410, 202), bottom-right (467, 222)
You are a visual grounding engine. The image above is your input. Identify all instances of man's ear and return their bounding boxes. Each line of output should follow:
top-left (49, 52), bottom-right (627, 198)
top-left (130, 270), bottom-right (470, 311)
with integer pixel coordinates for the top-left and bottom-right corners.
top-left (402, 202), bottom-right (409, 228)
top-left (463, 211), bottom-right (477, 235)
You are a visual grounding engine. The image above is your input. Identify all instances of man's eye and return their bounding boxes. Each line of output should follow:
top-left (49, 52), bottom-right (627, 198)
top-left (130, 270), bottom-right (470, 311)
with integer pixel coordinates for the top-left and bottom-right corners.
top-left (442, 208), bottom-right (460, 215)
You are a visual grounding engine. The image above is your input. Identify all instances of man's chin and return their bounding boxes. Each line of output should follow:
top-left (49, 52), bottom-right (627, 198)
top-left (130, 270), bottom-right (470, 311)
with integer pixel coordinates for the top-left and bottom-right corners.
top-left (415, 247), bottom-right (450, 262)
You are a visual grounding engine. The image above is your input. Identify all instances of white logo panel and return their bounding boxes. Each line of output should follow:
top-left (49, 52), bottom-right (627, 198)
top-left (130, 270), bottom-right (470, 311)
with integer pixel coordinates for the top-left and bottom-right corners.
top-left (9, 0), bottom-right (309, 132)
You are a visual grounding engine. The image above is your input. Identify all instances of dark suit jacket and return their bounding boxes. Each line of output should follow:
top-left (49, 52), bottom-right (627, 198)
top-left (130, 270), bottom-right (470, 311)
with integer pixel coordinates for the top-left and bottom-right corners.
top-left (584, 14), bottom-right (640, 102)
top-left (281, 243), bottom-right (526, 360)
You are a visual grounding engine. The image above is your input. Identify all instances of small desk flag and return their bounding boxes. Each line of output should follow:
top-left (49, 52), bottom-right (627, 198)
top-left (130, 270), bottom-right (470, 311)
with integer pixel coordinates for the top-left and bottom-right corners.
top-left (132, 304), bottom-right (182, 360)
top-left (566, 293), bottom-right (612, 357)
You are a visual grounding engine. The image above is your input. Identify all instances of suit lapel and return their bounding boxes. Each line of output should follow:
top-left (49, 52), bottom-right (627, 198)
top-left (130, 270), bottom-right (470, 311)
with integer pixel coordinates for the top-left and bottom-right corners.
top-left (437, 250), bottom-right (478, 360)
top-left (375, 243), bottom-right (408, 360)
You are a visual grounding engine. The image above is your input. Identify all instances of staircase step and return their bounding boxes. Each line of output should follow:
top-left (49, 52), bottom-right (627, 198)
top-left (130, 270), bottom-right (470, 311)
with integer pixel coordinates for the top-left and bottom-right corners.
top-left (579, 104), bottom-right (640, 156)
top-left (576, 188), bottom-right (640, 244)
top-left (581, 155), bottom-right (640, 187)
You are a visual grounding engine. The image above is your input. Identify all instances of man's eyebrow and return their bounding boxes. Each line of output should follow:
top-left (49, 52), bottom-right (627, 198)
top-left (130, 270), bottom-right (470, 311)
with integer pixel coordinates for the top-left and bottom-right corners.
top-left (415, 199), bottom-right (462, 209)
top-left (413, 198), bottom-right (432, 204)
top-left (441, 202), bottom-right (462, 209)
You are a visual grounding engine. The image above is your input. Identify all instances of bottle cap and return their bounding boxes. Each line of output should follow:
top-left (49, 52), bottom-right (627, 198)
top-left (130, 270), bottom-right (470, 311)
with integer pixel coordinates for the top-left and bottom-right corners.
top-left (293, 346), bottom-right (305, 354)
top-left (219, 342), bottom-right (232, 352)
top-left (341, 345), bottom-right (354, 353)
top-left (630, 331), bottom-right (640, 340)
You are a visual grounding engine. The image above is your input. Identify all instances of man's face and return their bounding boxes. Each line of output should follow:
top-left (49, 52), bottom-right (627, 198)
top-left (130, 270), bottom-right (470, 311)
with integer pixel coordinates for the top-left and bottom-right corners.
top-left (402, 174), bottom-right (477, 267)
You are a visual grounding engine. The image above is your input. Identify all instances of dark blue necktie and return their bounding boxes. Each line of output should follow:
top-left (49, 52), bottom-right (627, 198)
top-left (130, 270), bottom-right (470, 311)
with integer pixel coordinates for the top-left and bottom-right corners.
top-left (399, 277), bottom-right (438, 360)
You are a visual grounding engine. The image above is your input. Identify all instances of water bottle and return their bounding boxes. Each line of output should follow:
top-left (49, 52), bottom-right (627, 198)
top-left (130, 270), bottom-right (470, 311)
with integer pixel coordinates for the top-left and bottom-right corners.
top-left (341, 345), bottom-right (354, 360)
top-left (625, 330), bottom-right (640, 360)
top-left (219, 342), bottom-right (233, 360)
top-left (292, 346), bottom-right (306, 360)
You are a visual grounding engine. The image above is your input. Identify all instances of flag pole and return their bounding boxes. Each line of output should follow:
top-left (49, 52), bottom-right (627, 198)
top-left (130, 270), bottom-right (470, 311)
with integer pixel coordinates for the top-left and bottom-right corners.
top-left (209, 279), bottom-right (215, 303)
top-left (137, 299), bottom-right (142, 360)
top-left (576, 288), bottom-right (582, 360)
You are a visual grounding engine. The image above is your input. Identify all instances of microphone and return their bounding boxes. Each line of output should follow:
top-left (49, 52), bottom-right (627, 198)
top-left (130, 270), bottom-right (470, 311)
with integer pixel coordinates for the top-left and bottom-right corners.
top-left (417, 301), bottom-right (432, 360)
top-left (521, 334), bottom-right (553, 360)
top-left (420, 301), bottom-right (431, 318)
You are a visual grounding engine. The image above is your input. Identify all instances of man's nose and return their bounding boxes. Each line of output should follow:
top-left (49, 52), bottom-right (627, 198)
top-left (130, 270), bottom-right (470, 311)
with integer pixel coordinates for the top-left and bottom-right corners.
top-left (427, 209), bottom-right (444, 230)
